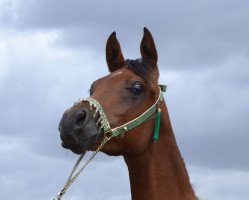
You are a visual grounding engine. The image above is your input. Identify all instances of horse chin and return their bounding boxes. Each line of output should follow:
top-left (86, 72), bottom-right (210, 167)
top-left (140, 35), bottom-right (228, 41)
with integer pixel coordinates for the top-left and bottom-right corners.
top-left (62, 142), bottom-right (85, 155)
top-left (62, 134), bottom-right (99, 155)
top-left (71, 148), bottom-right (87, 155)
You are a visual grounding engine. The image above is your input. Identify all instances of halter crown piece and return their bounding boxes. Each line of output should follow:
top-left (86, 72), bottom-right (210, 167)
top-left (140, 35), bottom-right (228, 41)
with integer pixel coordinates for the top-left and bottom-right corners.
top-left (53, 85), bottom-right (166, 200)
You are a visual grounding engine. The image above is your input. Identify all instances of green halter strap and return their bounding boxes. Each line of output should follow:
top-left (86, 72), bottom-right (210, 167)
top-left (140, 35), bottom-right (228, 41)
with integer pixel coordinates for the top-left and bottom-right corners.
top-left (85, 85), bottom-right (167, 141)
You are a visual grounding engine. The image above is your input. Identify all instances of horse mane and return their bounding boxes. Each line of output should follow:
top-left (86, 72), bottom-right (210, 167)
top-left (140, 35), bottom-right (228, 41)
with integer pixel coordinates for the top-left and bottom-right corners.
top-left (125, 59), bottom-right (154, 81)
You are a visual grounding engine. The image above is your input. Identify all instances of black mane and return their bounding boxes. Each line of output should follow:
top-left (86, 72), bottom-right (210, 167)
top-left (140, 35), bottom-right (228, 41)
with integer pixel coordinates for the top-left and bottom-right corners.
top-left (125, 59), bottom-right (154, 81)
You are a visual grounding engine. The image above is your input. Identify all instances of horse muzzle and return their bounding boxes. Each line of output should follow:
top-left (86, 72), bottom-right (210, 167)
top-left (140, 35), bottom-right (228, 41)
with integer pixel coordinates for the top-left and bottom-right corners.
top-left (59, 103), bottom-right (99, 154)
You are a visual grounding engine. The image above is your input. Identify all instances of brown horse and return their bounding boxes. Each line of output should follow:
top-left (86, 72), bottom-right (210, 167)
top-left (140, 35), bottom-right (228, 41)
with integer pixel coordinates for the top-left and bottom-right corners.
top-left (59, 28), bottom-right (196, 200)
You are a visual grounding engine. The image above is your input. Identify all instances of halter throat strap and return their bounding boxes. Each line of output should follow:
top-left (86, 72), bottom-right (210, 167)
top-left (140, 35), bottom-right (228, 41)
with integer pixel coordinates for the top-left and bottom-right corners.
top-left (84, 85), bottom-right (166, 139)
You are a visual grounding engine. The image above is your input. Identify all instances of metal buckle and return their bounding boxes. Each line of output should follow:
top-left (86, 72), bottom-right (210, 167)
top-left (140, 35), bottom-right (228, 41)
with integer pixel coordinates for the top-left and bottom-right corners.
top-left (105, 130), bottom-right (113, 140)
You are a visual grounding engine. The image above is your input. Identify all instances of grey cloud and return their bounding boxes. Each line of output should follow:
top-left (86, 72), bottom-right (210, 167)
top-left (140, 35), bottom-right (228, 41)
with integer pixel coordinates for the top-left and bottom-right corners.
top-left (162, 58), bottom-right (249, 170)
top-left (0, 136), bottom-right (130, 200)
top-left (188, 166), bottom-right (249, 200)
top-left (1, 1), bottom-right (249, 199)
top-left (6, 0), bottom-right (249, 70)
top-left (0, 33), bottom-right (107, 159)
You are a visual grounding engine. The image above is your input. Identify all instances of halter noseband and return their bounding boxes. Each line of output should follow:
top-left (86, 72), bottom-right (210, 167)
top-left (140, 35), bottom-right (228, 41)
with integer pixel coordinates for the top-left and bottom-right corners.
top-left (84, 84), bottom-right (167, 141)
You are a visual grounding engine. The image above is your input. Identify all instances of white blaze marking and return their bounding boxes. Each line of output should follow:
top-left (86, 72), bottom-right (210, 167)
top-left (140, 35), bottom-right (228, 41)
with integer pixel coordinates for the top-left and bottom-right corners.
top-left (110, 71), bottom-right (123, 78)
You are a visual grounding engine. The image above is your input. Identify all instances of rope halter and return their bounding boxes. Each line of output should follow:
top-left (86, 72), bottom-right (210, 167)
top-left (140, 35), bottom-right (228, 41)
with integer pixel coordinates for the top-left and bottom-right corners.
top-left (85, 84), bottom-right (166, 140)
top-left (52, 84), bottom-right (166, 200)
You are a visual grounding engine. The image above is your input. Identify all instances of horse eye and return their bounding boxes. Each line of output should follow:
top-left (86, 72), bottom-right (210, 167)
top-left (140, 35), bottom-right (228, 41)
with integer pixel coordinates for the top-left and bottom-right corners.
top-left (131, 82), bottom-right (145, 96)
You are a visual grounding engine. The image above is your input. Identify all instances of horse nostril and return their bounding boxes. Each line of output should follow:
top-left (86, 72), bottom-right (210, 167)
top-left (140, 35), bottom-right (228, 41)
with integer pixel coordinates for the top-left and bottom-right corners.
top-left (74, 109), bottom-right (87, 127)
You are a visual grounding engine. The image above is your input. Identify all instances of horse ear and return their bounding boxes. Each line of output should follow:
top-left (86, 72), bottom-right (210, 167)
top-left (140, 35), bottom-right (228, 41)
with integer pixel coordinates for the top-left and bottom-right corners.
top-left (140, 27), bottom-right (158, 64)
top-left (106, 32), bottom-right (125, 72)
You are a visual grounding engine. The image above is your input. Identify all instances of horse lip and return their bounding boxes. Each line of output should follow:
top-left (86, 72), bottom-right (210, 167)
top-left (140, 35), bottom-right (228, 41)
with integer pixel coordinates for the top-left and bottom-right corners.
top-left (62, 142), bottom-right (87, 155)
top-left (61, 140), bottom-right (86, 153)
top-left (71, 148), bottom-right (87, 155)
top-left (61, 135), bottom-right (99, 154)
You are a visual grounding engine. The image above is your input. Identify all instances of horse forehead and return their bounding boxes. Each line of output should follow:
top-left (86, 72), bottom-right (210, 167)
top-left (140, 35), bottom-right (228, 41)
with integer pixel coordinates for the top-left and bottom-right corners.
top-left (97, 68), bottom-right (141, 86)
top-left (107, 68), bottom-right (135, 80)
top-left (109, 70), bottom-right (123, 78)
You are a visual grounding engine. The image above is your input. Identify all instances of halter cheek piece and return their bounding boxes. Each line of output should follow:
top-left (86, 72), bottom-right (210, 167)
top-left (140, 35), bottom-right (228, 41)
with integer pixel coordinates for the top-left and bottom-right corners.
top-left (84, 84), bottom-right (167, 141)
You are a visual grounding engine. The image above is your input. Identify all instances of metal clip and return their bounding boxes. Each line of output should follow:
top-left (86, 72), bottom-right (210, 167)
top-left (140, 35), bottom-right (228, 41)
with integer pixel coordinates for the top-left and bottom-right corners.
top-left (105, 130), bottom-right (113, 140)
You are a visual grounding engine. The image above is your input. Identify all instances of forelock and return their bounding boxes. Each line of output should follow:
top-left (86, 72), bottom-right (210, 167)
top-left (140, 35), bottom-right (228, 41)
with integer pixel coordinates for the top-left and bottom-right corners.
top-left (125, 59), bottom-right (154, 81)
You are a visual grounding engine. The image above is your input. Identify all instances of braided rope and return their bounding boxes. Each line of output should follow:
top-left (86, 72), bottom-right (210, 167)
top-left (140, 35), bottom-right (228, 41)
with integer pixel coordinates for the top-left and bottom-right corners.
top-left (52, 135), bottom-right (111, 200)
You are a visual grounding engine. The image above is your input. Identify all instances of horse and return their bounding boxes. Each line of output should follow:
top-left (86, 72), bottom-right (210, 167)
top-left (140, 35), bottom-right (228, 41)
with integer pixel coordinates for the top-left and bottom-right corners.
top-left (59, 27), bottom-right (196, 200)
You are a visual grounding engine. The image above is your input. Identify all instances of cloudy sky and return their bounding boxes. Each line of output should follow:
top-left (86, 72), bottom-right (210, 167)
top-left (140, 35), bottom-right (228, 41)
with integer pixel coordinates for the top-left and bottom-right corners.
top-left (0, 0), bottom-right (248, 199)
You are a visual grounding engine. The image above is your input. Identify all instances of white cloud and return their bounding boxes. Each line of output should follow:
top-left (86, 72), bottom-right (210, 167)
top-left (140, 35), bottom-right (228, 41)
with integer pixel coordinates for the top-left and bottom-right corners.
top-left (5, 0), bottom-right (248, 71)
top-left (0, 29), bottom-right (108, 157)
top-left (160, 55), bottom-right (249, 170)
top-left (0, 133), bottom-right (130, 200)
top-left (0, 0), bottom-right (22, 26)
top-left (189, 165), bottom-right (249, 200)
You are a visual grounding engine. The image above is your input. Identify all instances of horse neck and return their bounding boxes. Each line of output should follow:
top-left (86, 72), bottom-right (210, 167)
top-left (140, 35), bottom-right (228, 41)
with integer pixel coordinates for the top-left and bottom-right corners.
top-left (124, 101), bottom-right (196, 200)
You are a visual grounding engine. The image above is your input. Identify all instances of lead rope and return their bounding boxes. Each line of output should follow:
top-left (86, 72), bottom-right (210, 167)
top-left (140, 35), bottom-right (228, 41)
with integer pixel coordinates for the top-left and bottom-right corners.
top-left (52, 135), bottom-right (111, 200)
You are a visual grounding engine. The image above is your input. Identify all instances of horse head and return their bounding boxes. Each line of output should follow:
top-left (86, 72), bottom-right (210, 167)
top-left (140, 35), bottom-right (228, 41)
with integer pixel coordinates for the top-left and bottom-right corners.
top-left (59, 28), bottom-right (161, 156)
